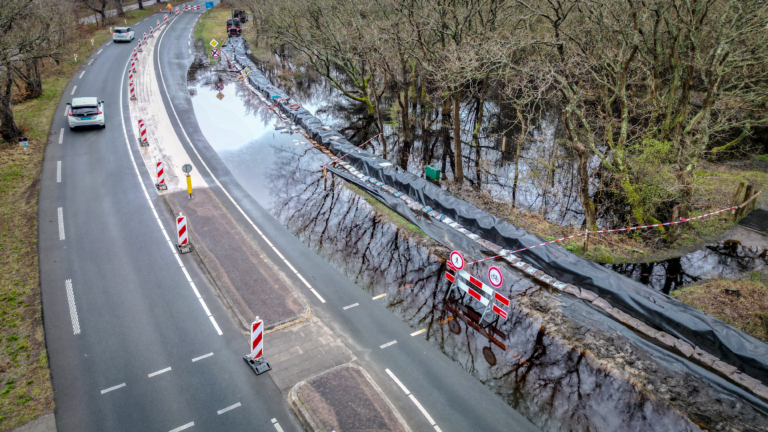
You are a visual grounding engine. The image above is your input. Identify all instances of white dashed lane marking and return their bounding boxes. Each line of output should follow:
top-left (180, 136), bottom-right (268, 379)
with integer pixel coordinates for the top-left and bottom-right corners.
top-left (379, 340), bottom-right (397, 349)
top-left (148, 367), bottom-right (171, 378)
top-left (59, 127), bottom-right (64, 143)
top-left (271, 419), bottom-right (284, 432)
top-left (192, 352), bottom-right (213, 362)
top-left (79, 71), bottom-right (85, 79)
top-left (217, 402), bottom-right (241, 415)
top-left (100, 383), bottom-right (125, 394)
top-left (169, 422), bottom-right (194, 432)
top-left (343, 303), bottom-right (359, 310)
top-left (65, 279), bottom-right (80, 335)
top-left (57, 161), bottom-right (61, 183)
top-left (71, 86), bottom-right (76, 95)
top-left (97, 49), bottom-right (103, 54)
top-left (58, 207), bottom-right (65, 240)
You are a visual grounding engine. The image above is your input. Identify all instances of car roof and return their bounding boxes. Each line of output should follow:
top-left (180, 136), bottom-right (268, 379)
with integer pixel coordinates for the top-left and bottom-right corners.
top-left (114, 26), bottom-right (129, 30)
top-left (71, 97), bottom-right (99, 107)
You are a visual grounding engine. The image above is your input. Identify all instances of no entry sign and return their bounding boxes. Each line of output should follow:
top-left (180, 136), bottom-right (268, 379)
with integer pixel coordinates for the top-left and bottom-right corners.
top-left (488, 266), bottom-right (503, 288)
top-left (211, 48), bottom-right (219, 58)
top-left (449, 251), bottom-right (465, 271)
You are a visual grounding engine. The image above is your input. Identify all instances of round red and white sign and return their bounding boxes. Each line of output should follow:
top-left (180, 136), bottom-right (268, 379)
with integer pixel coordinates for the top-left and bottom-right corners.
top-left (449, 250), bottom-right (465, 270)
top-left (488, 266), bottom-right (504, 288)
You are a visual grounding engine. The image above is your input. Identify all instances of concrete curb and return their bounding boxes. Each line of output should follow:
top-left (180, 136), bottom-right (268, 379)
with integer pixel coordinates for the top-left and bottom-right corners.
top-left (162, 193), bottom-right (310, 333)
top-left (289, 364), bottom-right (412, 432)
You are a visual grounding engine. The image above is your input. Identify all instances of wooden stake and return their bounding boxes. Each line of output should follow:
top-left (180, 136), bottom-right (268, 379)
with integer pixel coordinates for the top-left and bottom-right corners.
top-left (732, 182), bottom-right (745, 220)
top-left (583, 231), bottom-right (589, 253)
top-left (502, 136), bottom-right (507, 153)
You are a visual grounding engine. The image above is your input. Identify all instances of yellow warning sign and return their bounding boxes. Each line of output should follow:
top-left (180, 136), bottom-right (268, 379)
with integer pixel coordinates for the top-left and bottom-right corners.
top-left (209, 39), bottom-right (219, 48)
top-left (216, 92), bottom-right (224, 100)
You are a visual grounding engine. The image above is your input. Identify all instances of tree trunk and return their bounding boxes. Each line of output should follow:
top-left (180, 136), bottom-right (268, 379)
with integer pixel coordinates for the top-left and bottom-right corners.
top-left (138, 0), bottom-right (144, 10)
top-left (115, 0), bottom-right (125, 17)
top-left (440, 97), bottom-right (453, 178)
top-left (370, 73), bottom-right (387, 158)
top-left (397, 63), bottom-right (411, 170)
top-left (0, 75), bottom-right (21, 141)
top-left (23, 59), bottom-right (43, 99)
top-left (452, 93), bottom-right (464, 182)
top-left (512, 106), bottom-right (525, 208)
top-left (472, 73), bottom-right (489, 139)
top-left (574, 142), bottom-right (597, 230)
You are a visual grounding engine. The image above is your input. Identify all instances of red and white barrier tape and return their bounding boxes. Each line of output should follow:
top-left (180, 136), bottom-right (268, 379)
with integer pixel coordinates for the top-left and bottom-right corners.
top-left (467, 206), bottom-right (739, 265)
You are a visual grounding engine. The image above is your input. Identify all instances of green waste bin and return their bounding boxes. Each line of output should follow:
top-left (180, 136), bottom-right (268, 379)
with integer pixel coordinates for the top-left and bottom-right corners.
top-left (425, 165), bottom-right (441, 182)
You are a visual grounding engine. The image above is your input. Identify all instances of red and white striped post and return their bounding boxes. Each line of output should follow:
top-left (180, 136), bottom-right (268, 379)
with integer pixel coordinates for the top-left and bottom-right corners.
top-left (164, 15), bottom-right (168, 25)
top-left (176, 212), bottom-right (192, 253)
top-left (143, 32), bottom-right (147, 44)
top-left (128, 70), bottom-right (134, 82)
top-left (129, 80), bottom-right (136, 100)
top-left (131, 58), bottom-right (136, 73)
top-left (156, 19), bottom-right (160, 28)
top-left (175, 6), bottom-right (180, 14)
top-left (149, 26), bottom-right (154, 38)
top-left (137, 119), bottom-right (148, 146)
top-left (244, 317), bottom-right (272, 374)
top-left (132, 47), bottom-right (137, 58)
top-left (137, 40), bottom-right (142, 52)
top-left (155, 161), bottom-right (167, 190)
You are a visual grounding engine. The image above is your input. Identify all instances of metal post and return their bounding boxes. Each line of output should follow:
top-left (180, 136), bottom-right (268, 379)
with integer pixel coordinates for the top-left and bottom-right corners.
top-left (186, 174), bottom-right (193, 199)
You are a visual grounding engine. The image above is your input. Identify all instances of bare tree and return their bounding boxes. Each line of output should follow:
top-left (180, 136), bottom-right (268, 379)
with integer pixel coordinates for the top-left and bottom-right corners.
top-left (80, 0), bottom-right (109, 27)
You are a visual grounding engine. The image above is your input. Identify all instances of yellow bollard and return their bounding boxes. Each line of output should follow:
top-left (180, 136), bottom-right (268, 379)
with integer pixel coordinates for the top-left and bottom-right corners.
top-left (186, 174), bottom-right (193, 198)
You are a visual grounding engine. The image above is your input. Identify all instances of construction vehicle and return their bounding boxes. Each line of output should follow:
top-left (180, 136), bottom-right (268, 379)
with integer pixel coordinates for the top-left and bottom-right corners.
top-left (233, 9), bottom-right (248, 23)
top-left (226, 18), bottom-right (241, 37)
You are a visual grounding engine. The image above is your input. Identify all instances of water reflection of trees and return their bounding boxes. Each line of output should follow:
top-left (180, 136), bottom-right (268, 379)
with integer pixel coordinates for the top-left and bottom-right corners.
top-left (264, 144), bottom-right (703, 431)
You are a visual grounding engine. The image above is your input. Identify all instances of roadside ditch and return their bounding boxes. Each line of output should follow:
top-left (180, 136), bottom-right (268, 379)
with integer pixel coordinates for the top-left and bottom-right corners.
top-left (184, 38), bottom-right (768, 430)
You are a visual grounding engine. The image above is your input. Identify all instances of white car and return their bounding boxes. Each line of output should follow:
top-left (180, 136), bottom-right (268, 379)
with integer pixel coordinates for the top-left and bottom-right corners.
top-left (112, 26), bottom-right (134, 42)
top-left (67, 97), bottom-right (105, 129)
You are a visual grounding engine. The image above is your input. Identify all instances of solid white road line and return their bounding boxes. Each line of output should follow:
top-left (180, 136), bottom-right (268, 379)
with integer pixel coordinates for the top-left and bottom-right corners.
top-left (343, 303), bottom-right (359, 310)
top-left (380, 340), bottom-right (397, 349)
top-left (409, 395), bottom-right (436, 426)
top-left (410, 329), bottom-right (426, 337)
top-left (209, 316), bottom-right (223, 335)
top-left (148, 367), bottom-right (172, 378)
top-left (156, 19), bottom-right (327, 308)
top-left (57, 161), bottom-right (61, 183)
top-left (372, 293), bottom-right (387, 300)
top-left (100, 383), bottom-right (126, 394)
top-left (434, 426), bottom-right (443, 432)
top-left (118, 45), bottom-right (222, 336)
top-left (217, 402), bottom-right (241, 415)
top-left (385, 369), bottom-right (410, 395)
top-left (97, 49), bottom-right (103, 54)
top-left (71, 86), bottom-right (76, 95)
top-left (169, 422), bottom-right (194, 432)
top-left (58, 207), bottom-right (65, 240)
top-left (192, 352), bottom-right (214, 362)
top-left (59, 128), bottom-right (64, 143)
top-left (199, 298), bottom-right (211, 316)
top-left (79, 71), bottom-right (85, 79)
top-left (64, 279), bottom-right (81, 335)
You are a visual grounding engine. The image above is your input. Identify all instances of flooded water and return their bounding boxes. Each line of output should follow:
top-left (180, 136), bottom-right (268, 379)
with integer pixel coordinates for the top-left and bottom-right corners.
top-left (252, 54), bottom-right (607, 228)
top-left (610, 241), bottom-right (768, 294)
top-left (181, 62), bottom-right (756, 431)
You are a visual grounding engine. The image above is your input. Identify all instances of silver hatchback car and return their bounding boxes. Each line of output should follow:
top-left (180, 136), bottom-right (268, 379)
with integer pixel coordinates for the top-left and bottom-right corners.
top-left (67, 97), bottom-right (105, 129)
top-left (112, 26), bottom-right (135, 42)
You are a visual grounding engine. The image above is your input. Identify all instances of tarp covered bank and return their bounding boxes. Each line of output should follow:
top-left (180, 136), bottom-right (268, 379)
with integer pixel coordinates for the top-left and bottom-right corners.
top-left (221, 38), bottom-right (768, 385)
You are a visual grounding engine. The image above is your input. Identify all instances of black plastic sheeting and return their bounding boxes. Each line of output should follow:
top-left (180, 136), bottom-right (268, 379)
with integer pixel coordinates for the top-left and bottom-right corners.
top-left (221, 38), bottom-right (768, 385)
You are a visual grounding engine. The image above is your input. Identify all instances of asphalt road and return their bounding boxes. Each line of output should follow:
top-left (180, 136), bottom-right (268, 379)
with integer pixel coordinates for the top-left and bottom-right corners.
top-left (38, 9), bottom-right (303, 432)
top-left (153, 7), bottom-right (541, 432)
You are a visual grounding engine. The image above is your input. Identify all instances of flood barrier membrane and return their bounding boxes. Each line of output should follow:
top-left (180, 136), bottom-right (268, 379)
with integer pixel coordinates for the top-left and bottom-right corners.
top-left (220, 38), bottom-right (768, 389)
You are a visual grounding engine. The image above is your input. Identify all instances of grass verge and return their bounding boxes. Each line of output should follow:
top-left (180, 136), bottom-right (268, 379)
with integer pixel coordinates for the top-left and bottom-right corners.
top-left (672, 276), bottom-right (768, 343)
top-left (0, 6), bottom-right (165, 430)
top-left (193, 6), bottom-right (230, 64)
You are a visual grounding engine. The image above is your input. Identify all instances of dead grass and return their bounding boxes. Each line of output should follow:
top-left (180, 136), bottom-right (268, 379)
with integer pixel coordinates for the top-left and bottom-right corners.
top-left (0, 7), bottom-right (163, 431)
top-left (193, 6), bottom-right (230, 64)
top-left (672, 277), bottom-right (768, 343)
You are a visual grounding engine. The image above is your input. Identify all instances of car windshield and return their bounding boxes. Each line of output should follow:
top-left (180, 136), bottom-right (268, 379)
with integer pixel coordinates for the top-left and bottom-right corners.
top-left (114, 29), bottom-right (126, 34)
top-left (72, 106), bottom-right (99, 116)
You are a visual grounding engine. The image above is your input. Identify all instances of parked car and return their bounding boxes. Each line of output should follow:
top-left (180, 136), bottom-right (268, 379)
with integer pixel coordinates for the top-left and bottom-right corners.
top-left (112, 27), bottom-right (134, 43)
top-left (67, 98), bottom-right (105, 129)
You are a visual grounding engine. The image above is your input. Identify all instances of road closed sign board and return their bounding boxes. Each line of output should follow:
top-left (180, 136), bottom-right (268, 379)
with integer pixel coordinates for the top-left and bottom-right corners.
top-left (211, 48), bottom-right (219, 58)
top-left (209, 39), bottom-right (218, 48)
top-left (488, 266), bottom-right (503, 288)
top-left (448, 250), bottom-right (465, 271)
